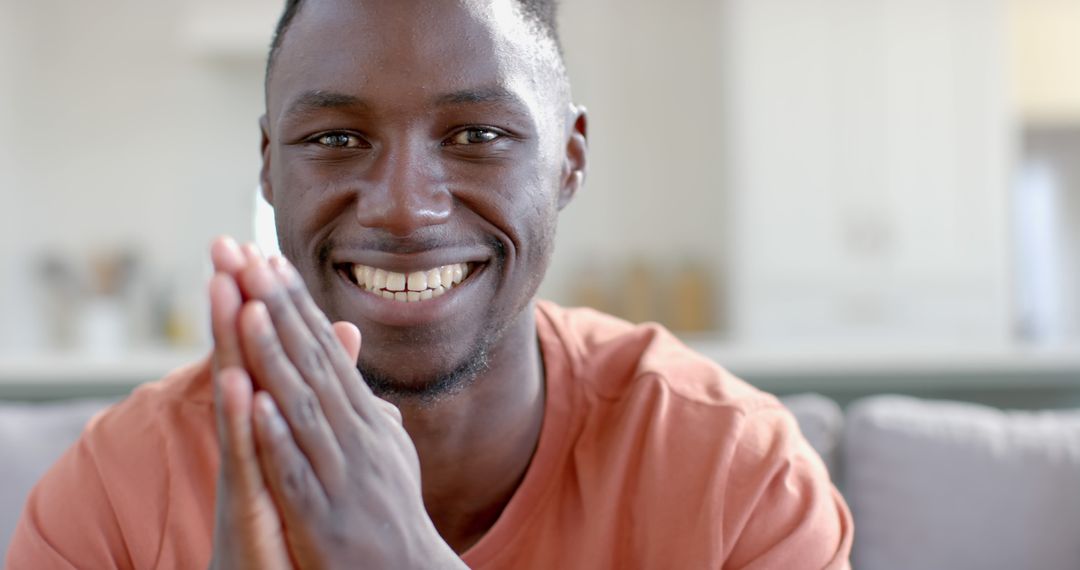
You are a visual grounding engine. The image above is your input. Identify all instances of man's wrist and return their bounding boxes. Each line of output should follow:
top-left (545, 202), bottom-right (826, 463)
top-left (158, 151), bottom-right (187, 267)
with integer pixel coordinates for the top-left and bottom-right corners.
top-left (405, 523), bottom-right (468, 570)
top-left (417, 539), bottom-right (468, 570)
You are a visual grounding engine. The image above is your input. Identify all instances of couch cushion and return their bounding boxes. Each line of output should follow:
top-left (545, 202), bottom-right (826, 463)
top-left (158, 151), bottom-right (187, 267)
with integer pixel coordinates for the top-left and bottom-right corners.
top-left (0, 398), bottom-right (115, 553)
top-left (844, 395), bottom-right (1080, 570)
top-left (779, 393), bottom-right (844, 478)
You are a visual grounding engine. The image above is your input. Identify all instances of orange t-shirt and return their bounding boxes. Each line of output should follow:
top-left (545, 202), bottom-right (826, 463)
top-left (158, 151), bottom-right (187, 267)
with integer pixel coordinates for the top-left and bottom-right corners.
top-left (7, 301), bottom-right (852, 569)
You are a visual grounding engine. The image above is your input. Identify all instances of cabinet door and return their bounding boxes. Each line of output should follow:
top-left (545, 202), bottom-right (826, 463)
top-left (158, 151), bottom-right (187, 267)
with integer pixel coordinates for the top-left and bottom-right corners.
top-left (723, 0), bottom-right (1014, 344)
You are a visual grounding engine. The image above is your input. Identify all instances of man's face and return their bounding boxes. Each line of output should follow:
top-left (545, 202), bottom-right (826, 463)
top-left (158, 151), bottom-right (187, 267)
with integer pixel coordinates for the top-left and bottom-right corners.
top-left (261, 0), bottom-right (585, 397)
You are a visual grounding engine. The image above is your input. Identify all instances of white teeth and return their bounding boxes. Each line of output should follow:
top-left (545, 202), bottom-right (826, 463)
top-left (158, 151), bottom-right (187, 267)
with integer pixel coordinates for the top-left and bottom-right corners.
top-left (385, 272), bottom-right (407, 291)
top-left (350, 262), bottom-right (474, 302)
top-left (407, 271), bottom-right (427, 291)
top-left (426, 268), bottom-right (442, 289)
top-left (353, 266), bottom-right (369, 289)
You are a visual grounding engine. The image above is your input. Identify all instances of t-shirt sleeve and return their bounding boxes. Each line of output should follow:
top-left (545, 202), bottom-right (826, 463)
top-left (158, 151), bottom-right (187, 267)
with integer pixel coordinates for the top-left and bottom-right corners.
top-left (720, 405), bottom-right (853, 569)
top-left (5, 433), bottom-right (134, 569)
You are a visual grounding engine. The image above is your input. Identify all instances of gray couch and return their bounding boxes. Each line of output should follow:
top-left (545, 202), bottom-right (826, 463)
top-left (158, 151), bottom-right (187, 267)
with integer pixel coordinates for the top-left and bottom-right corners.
top-left (783, 394), bottom-right (1080, 570)
top-left (3, 394), bottom-right (1080, 569)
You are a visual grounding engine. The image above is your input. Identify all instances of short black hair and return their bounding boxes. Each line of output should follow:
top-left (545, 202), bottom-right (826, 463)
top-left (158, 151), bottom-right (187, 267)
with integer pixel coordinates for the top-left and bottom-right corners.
top-left (265, 0), bottom-right (563, 81)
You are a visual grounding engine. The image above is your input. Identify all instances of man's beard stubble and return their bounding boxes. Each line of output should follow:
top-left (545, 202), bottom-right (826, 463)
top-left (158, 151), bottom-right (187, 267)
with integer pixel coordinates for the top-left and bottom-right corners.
top-left (357, 331), bottom-right (494, 408)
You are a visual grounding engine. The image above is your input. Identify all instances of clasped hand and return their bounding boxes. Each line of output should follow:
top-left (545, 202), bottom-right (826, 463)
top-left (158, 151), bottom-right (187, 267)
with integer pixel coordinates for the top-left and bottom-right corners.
top-left (206, 237), bottom-right (463, 570)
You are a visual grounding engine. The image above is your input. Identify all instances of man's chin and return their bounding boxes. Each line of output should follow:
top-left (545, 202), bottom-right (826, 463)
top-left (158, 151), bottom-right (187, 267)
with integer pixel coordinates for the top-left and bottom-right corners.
top-left (357, 347), bottom-right (491, 406)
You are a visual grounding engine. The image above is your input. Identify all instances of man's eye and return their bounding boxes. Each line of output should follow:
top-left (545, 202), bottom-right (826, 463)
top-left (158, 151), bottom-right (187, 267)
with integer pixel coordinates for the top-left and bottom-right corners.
top-left (447, 128), bottom-right (501, 146)
top-left (314, 133), bottom-right (366, 148)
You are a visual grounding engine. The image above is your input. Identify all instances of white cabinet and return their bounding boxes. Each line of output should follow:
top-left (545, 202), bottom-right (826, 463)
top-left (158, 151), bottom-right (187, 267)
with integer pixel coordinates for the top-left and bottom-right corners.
top-left (721, 0), bottom-right (1015, 344)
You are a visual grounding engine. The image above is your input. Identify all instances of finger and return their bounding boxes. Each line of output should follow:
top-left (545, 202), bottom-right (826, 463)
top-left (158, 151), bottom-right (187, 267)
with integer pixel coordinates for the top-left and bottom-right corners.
top-left (210, 236), bottom-right (246, 277)
top-left (269, 256), bottom-right (381, 419)
top-left (252, 391), bottom-right (329, 528)
top-left (239, 300), bottom-right (345, 493)
top-left (210, 273), bottom-right (253, 510)
top-left (330, 321), bottom-right (401, 424)
top-left (215, 367), bottom-right (267, 503)
top-left (210, 273), bottom-right (244, 372)
top-left (213, 368), bottom-right (296, 570)
top-left (240, 261), bottom-right (357, 435)
top-left (332, 321), bottom-right (360, 364)
top-left (213, 366), bottom-right (292, 567)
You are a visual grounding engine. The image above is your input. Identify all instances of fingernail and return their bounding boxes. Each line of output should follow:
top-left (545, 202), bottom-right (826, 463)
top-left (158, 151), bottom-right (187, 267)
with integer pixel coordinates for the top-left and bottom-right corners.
top-left (268, 255), bottom-right (287, 276)
top-left (242, 243), bottom-right (264, 263)
top-left (269, 255), bottom-right (299, 283)
top-left (220, 236), bottom-right (240, 256)
top-left (211, 236), bottom-right (245, 271)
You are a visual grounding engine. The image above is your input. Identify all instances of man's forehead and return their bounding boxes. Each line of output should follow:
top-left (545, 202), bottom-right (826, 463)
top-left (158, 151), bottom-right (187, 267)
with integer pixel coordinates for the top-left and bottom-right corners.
top-left (266, 0), bottom-right (554, 120)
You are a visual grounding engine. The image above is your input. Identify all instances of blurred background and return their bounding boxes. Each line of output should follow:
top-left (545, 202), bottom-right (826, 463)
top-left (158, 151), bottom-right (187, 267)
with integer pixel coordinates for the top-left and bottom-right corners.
top-left (0, 0), bottom-right (1078, 407)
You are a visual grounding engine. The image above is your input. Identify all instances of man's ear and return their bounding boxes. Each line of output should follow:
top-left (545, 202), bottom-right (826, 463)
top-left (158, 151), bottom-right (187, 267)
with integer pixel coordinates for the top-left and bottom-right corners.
top-left (558, 104), bottom-right (588, 210)
top-left (259, 114), bottom-right (274, 205)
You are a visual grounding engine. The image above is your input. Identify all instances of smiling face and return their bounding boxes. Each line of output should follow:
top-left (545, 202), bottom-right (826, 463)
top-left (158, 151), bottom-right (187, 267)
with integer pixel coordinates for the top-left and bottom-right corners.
top-left (261, 0), bottom-right (586, 401)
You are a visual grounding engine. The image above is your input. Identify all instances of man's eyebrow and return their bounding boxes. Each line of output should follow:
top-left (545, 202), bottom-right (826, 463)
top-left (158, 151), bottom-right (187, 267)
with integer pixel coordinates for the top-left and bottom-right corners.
top-left (434, 86), bottom-right (528, 109)
top-left (283, 90), bottom-right (367, 118)
top-left (281, 87), bottom-right (529, 119)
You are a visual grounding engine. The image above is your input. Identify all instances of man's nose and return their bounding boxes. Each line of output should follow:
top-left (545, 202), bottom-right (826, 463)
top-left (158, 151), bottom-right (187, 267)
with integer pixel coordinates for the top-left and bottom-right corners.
top-left (354, 142), bottom-right (452, 236)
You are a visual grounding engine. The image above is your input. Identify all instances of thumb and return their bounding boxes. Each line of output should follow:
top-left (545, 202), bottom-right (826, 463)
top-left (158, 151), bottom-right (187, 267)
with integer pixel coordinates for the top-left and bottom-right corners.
top-left (332, 321), bottom-right (361, 363)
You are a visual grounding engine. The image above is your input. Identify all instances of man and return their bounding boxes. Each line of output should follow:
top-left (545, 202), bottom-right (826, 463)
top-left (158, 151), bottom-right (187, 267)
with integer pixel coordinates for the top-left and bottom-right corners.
top-left (7, 0), bottom-right (852, 568)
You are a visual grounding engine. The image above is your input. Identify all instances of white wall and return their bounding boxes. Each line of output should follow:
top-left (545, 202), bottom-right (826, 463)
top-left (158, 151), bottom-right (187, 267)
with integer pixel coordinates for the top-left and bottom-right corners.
top-left (4, 0), bottom-right (270, 350)
top-left (13, 0), bottom-right (263, 254)
top-left (0, 1), bottom-right (20, 348)
top-left (543, 0), bottom-right (729, 313)
top-left (0, 1), bottom-right (39, 350)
